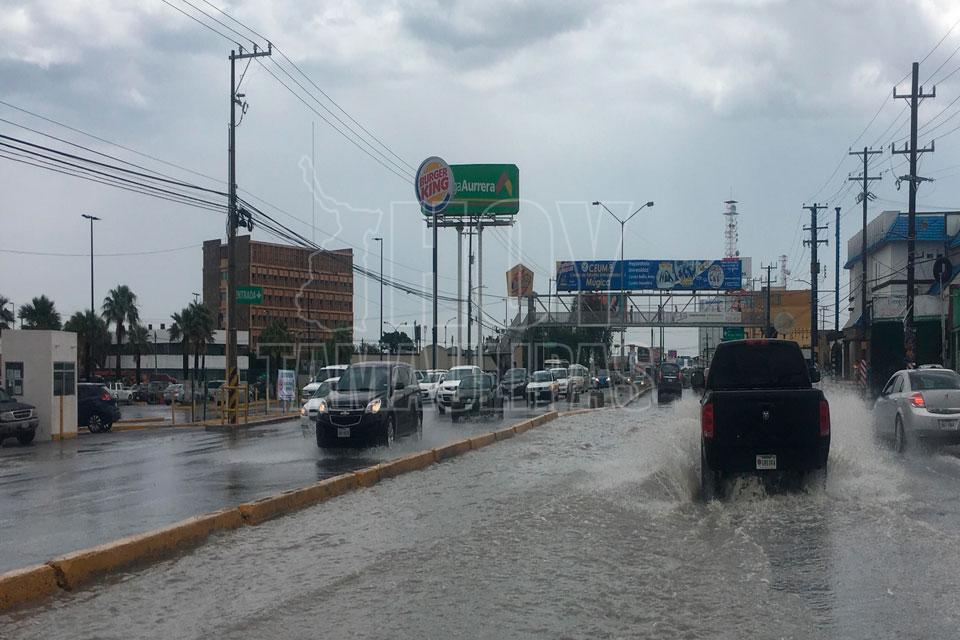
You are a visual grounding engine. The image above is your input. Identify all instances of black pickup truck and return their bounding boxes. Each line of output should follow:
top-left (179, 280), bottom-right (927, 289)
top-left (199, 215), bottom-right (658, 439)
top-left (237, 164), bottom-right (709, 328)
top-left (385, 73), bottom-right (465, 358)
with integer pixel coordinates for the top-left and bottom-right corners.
top-left (700, 339), bottom-right (830, 498)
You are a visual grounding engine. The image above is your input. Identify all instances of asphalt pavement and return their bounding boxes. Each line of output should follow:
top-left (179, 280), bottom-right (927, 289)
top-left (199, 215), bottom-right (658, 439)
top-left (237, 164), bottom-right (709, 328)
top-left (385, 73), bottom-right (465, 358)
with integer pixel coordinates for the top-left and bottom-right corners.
top-left (7, 385), bottom-right (960, 638)
top-left (0, 391), bottom-right (628, 573)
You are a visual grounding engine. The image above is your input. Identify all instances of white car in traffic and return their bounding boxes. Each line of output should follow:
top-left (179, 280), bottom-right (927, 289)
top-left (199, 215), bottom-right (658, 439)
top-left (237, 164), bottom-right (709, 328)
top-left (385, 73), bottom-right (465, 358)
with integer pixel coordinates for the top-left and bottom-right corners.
top-left (301, 365), bottom-right (349, 403)
top-left (300, 377), bottom-right (340, 427)
top-left (437, 365), bottom-right (482, 414)
top-left (527, 370), bottom-right (559, 406)
top-left (549, 367), bottom-right (570, 400)
top-left (419, 370), bottom-right (446, 404)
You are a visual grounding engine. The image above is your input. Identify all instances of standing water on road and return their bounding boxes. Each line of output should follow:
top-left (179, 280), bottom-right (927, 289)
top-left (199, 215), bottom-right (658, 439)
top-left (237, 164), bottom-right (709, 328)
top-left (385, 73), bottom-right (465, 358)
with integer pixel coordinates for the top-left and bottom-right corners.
top-left (5, 388), bottom-right (960, 639)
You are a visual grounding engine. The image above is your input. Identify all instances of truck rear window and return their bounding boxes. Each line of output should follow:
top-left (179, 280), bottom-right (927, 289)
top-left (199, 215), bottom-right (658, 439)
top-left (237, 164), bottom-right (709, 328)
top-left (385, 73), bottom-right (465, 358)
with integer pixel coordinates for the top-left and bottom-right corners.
top-left (706, 342), bottom-right (810, 390)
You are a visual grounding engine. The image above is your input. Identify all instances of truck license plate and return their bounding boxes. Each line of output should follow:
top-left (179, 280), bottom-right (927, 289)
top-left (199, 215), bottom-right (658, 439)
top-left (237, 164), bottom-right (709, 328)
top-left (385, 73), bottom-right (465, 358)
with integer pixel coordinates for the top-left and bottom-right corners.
top-left (939, 419), bottom-right (959, 430)
top-left (756, 454), bottom-right (777, 470)
top-left (337, 427), bottom-right (351, 438)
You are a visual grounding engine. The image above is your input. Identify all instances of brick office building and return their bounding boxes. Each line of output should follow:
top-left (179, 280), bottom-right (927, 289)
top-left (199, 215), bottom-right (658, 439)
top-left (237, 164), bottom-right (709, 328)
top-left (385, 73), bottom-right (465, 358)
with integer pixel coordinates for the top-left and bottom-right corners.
top-left (202, 237), bottom-right (353, 349)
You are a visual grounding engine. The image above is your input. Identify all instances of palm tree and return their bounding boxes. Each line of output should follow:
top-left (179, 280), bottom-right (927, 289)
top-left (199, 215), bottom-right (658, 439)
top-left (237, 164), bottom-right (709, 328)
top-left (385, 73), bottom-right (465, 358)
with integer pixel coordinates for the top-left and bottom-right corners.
top-left (259, 320), bottom-right (293, 383)
top-left (168, 309), bottom-right (191, 380)
top-left (65, 310), bottom-right (111, 379)
top-left (18, 295), bottom-right (61, 330)
top-left (102, 285), bottom-right (140, 381)
top-left (127, 323), bottom-right (152, 385)
top-left (0, 295), bottom-right (13, 331)
top-left (186, 302), bottom-right (215, 383)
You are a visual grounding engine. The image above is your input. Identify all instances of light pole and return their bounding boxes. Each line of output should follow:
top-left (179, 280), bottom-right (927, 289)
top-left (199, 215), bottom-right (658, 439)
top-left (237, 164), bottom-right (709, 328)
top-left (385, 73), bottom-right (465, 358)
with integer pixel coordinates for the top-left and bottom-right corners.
top-left (592, 200), bottom-right (654, 364)
top-left (192, 292), bottom-right (200, 304)
top-left (81, 214), bottom-right (100, 381)
top-left (374, 237), bottom-right (383, 349)
top-left (445, 315), bottom-right (457, 348)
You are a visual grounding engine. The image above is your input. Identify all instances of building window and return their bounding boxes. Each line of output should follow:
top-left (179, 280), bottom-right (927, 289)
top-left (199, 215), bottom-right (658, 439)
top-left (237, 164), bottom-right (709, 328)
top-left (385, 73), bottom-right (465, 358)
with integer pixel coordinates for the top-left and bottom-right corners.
top-left (4, 362), bottom-right (23, 396)
top-left (54, 362), bottom-right (76, 396)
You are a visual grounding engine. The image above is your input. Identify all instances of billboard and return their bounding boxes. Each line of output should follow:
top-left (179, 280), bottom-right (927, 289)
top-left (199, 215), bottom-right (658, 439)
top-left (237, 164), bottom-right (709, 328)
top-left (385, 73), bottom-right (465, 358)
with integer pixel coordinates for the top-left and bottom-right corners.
top-left (506, 263), bottom-right (534, 297)
top-left (556, 259), bottom-right (742, 292)
top-left (423, 164), bottom-right (519, 217)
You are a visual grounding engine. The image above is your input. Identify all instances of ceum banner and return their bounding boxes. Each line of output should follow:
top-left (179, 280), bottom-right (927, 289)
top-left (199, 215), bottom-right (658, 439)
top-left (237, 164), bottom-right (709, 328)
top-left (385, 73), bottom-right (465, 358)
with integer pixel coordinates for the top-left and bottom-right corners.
top-left (556, 259), bottom-right (742, 292)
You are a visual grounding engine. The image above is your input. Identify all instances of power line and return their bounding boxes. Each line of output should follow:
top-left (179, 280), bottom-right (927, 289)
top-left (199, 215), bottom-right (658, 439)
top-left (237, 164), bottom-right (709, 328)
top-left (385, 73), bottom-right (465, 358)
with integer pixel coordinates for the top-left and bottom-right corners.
top-left (0, 244), bottom-right (203, 257)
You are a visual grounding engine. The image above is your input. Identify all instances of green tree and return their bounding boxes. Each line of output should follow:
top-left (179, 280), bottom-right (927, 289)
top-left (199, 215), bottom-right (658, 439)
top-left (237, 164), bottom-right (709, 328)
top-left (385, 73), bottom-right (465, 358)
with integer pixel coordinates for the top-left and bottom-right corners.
top-left (258, 320), bottom-right (294, 383)
top-left (65, 310), bottom-right (111, 379)
top-left (0, 295), bottom-right (13, 331)
top-left (321, 325), bottom-right (354, 365)
top-left (18, 295), bottom-right (61, 330)
top-left (168, 310), bottom-right (191, 380)
top-left (380, 330), bottom-right (412, 355)
top-left (186, 301), bottom-right (215, 383)
top-left (127, 323), bottom-right (152, 385)
top-left (102, 285), bottom-right (140, 381)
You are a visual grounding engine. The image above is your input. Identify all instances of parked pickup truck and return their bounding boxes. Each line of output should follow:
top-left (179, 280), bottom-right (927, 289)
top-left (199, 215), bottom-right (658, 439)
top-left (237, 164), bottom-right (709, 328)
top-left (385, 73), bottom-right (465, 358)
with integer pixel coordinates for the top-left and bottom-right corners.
top-left (105, 382), bottom-right (133, 403)
top-left (0, 387), bottom-right (39, 445)
top-left (699, 339), bottom-right (830, 499)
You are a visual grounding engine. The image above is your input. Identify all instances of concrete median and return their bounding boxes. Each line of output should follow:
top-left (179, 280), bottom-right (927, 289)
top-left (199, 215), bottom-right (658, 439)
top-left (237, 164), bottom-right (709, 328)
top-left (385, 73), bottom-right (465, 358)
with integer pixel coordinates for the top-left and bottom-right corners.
top-left (239, 474), bottom-right (359, 525)
top-left (433, 438), bottom-right (473, 460)
top-left (468, 432), bottom-right (497, 449)
top-left (46, 507), bottom-right (243, 591)
top-left (378, 450), bottom-right (437, 479)
top-left (0, 564), bottom-right (60, 610)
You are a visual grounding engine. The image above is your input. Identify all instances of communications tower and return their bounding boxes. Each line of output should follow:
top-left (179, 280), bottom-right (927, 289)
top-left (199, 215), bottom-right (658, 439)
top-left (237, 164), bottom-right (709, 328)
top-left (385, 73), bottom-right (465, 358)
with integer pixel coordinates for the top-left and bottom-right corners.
top-left (723, 200), bottom-right (739, 259)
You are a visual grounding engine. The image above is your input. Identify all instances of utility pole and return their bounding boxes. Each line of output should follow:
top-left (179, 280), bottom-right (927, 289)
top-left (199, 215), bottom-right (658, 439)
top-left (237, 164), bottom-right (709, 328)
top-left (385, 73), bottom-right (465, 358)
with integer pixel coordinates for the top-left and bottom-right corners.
top-left (762, 262), bottom-right (776, 337)
top-left (226, 44), bottom-right (271, 424)
top-left (892, 61), bottom-right (935, 366)
top-left (834, 207), bottom-right (840, 333)
top-left (374, 237), bottom-right (383, 350)
top-left (81, 213), bottom-right (100, 381)
top-left (848, 147), bottom-right (881, 356)
top-left (803, 203), bottom-right (829, 359)
top-left (467, 225), bottom-right (474, 364)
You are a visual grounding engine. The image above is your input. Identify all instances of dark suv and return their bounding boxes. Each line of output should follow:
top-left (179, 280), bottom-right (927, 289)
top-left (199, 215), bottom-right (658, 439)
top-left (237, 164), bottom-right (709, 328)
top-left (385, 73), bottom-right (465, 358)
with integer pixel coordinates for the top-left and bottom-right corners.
top-left (452, 374), bottom-right (504, 421)
top-left (315, 362), bottom-right (422, 448)
top-left (78, 383), bottom-right (121, 432)
top-left (499, 368), bottom-right (528, 399)
top-left (0, 387), bottom-right (39, 445)
top-left (657, 363), bottom-right (683, 403)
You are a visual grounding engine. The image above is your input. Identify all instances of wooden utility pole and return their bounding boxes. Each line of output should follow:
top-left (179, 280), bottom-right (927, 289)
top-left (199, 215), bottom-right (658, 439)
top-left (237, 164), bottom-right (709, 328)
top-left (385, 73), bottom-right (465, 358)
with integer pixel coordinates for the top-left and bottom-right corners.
top-left (848, 147), bottom-right (882, 331)
top-left (226, 44), bottom-right (271, 424)
top-left (892, 61), bottom-right (935, 366)
top-left (803, 203), bottom-right (829, 356)
top-left (762, 263), bottom-right (776, 337)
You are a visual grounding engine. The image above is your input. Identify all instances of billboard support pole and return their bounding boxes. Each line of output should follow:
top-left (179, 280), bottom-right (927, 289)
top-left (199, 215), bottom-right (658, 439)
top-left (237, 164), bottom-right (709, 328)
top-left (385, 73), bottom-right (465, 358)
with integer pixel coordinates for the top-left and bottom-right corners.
top-left (478, 222), bottom-right (484, 370)
top-left (432, 209), bottom-right (438, 371)
top-left (457, 224), bottom-right (463, 363)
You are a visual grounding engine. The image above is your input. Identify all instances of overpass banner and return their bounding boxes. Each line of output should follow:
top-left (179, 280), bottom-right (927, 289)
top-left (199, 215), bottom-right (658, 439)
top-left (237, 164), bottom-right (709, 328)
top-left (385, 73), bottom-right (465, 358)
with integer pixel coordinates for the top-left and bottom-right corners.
top-left (555, 259), bottom-right (742, 292)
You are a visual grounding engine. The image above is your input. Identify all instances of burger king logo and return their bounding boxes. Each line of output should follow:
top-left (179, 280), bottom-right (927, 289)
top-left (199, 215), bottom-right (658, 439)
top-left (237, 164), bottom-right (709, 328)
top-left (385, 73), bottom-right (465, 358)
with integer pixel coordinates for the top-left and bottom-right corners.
top-left (415, 156), bottom-right (454, 214)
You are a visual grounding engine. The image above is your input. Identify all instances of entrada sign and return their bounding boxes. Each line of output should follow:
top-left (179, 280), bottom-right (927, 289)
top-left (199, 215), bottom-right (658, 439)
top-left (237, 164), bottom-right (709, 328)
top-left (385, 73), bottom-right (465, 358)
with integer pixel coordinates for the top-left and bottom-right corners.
top-left (236, 286), bottom-right (263, 304)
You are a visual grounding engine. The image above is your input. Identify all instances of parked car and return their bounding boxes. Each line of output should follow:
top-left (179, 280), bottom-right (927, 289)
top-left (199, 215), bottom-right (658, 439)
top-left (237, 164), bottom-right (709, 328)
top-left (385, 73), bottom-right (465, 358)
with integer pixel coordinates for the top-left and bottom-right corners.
top-left (499, 367), bottom-right (529, 399)
top-left (143, 380), bottom-right (171, 404)
top-left (0, 387), bottom-right (39, 445)
top-left (873, 367), bottom-right (960, 452)
top-left (78, 383), bottom-right (121, 433)
top-left (105, 382), bottom-right (134, 403)
top-left (207, 379), bottom-right (227, 401)
top-left (699, 339), bottom-right (830, 499)
top-left (418, 370), bottom-right (446, 404)
top-left (527, 370), bottom-right (559, 406)
top-left (436, 365), bottom-right (482, 415)
top-left (314, 362), bottom-right (422, 448)
top-left (451, 374), bottom-right (504, 421)
top-left (300, 377), bottom-right (339, 427)
top-left (301, 365), bottom-right (350, 403)
top-left (657, 362), bottom-right (683, 403)
top-left (163, 384), bottom-right (185, 405)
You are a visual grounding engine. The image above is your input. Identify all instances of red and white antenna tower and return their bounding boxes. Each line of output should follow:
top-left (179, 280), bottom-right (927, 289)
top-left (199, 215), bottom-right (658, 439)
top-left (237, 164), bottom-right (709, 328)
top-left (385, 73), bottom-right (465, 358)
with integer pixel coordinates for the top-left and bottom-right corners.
top-left (723, 200), bottom-right (739, 258)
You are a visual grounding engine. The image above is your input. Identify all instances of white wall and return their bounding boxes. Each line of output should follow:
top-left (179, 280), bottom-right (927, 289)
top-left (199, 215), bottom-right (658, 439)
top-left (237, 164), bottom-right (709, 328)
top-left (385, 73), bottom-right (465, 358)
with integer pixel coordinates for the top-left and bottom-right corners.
top-left (2, 330), bottom-right (78, 441)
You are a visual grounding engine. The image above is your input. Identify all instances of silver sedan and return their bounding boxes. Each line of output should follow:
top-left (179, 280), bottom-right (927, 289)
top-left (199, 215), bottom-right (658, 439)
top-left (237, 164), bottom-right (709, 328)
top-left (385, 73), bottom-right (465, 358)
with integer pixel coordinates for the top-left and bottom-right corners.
top-left (873, 367), bottom-right (960, 451)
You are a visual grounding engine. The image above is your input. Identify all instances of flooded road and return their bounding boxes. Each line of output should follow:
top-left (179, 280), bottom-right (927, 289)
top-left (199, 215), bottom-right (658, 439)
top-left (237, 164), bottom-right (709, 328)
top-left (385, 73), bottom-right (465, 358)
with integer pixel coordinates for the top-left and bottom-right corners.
top-left (6, 386), bottom-right (960, 639)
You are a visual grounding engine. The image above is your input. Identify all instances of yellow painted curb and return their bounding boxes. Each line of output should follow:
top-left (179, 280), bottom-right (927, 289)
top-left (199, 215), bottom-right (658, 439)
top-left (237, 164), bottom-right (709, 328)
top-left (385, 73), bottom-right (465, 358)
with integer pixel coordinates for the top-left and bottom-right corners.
top-left (433, 438), bottom-right (472, 460)
top-left (513, 418), bottom-right (536, 434)
top-left (494, 426), bottom-right (516, 441)
top-left (354, 465), bottom-right (382, 488)
top-left (379, 450), bottom-right (437, 479)
top-left (239, 474), bottom-right (359, 525)
top-left (47, 507), bottom-right (242, 591)
top-left (0, 564), bottom-right (60, 610)
top-left (469, 432), bottom-right (496, 449)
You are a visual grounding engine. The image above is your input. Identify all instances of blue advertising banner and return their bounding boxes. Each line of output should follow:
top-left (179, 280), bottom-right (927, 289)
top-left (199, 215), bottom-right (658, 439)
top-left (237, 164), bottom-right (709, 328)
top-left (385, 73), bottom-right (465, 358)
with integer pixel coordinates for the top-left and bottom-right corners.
top-left (556, 259), bottom-right (742, 292)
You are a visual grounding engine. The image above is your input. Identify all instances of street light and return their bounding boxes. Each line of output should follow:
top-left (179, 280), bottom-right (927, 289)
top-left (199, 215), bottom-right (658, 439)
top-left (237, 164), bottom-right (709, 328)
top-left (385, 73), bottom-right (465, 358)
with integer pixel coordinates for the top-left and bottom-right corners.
top-left (192, 292), bottom-right (201, 303)
top-left (373, 237), bottom-right (383, 348)
top-left (591, 200), bottom-right (654, 362)
top-left (81, 213), bottom-right (100, 381)
top-left (445, 315), bottom-right (458, 347)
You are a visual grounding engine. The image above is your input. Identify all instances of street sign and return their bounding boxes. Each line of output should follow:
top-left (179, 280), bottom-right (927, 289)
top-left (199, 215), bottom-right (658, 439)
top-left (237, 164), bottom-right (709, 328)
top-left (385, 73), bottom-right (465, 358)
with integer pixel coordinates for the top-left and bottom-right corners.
top-left (556, 259), bottom-right (742, 292)
top-left (415, 156), bottom-right (454, 214)
top-left (424, 164), bottom-right (519, 217)
top-left (506, 263), bottom-right (534, 297)
top-left (722, 326), bottom-right (745, 341)
top-left (236, 286), bottom-right (263, 304)
top-left (277, 369), bottom-right (296, 403)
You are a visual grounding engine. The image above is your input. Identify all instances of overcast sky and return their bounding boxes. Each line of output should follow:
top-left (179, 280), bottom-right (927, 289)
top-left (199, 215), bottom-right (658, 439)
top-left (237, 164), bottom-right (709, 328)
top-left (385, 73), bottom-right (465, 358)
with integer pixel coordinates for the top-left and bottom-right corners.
top-left (2, 0), bottom-right (960, 351)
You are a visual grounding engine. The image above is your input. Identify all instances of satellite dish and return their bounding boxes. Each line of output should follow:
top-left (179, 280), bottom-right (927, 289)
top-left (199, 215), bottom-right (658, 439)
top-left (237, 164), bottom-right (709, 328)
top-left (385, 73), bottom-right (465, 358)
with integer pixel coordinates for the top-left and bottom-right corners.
top-left (774, 312), bottom-right (795, 334)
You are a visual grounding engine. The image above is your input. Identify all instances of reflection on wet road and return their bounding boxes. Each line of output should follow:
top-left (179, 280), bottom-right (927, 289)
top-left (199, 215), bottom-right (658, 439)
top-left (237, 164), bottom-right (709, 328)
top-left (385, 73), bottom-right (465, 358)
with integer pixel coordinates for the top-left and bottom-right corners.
top-left (6, 385), bottom-right (960, 639)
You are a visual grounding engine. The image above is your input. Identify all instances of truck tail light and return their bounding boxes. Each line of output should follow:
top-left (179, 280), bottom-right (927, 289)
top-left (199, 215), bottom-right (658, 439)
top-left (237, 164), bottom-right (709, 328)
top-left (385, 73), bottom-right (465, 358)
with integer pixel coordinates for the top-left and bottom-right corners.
top-left (101, 391), bottom-right (112, 401)
top-left (819, 399), bottom-right (830, 437)
top-left (701, 402), bottom-right (715, 439)
top-left (910, 392), bottom-right (926, 408)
